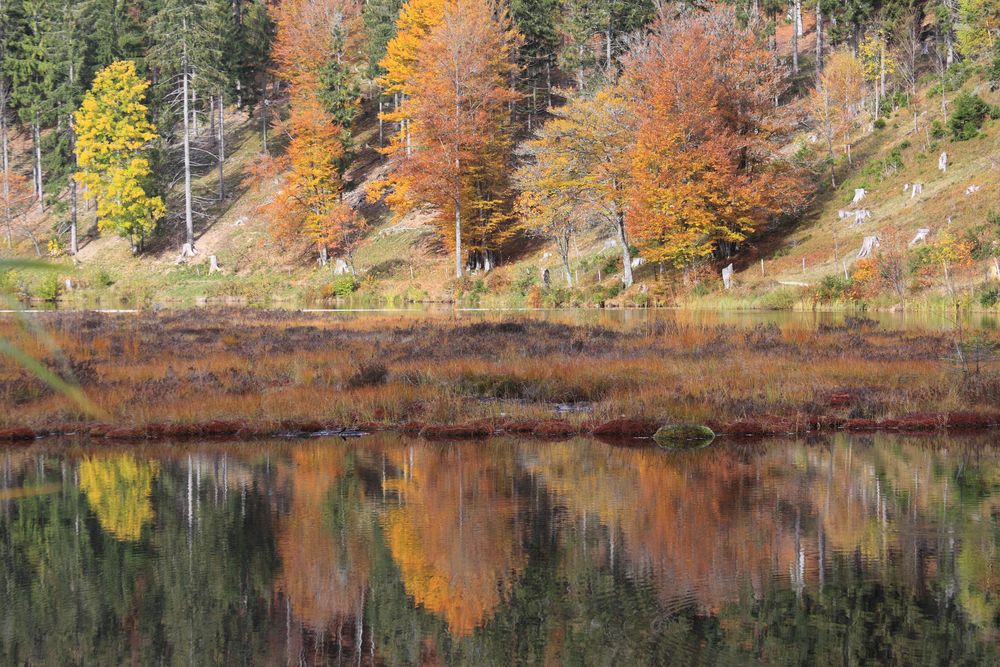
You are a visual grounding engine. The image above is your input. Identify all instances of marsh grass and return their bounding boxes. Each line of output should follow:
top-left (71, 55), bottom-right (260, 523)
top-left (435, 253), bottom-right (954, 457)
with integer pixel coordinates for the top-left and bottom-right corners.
top-left (0, 310), bottom-right (996, 431)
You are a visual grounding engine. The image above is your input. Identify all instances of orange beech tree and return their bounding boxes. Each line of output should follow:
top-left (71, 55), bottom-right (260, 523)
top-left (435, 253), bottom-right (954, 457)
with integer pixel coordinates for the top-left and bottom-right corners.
top-left (263, 0), bottom-right (364, 265)
top-left (374, 0), bottom-right (521, 278)
top-left (622, 7), bottom-right (806, 269)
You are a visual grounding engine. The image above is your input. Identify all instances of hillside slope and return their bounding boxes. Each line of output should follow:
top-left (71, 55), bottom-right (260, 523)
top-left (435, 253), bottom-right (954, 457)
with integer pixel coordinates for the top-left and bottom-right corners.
top-left (3, 48), bottom-right (999, 312)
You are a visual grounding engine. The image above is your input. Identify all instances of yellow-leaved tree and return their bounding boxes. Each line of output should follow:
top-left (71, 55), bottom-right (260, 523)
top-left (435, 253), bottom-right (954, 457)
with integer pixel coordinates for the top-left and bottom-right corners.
top-left (811, 50), bottom-right (868, 187)
top-left (74, 61), bottom-right (164, 253)
top-left (516, 90), bottom-right (636, 286)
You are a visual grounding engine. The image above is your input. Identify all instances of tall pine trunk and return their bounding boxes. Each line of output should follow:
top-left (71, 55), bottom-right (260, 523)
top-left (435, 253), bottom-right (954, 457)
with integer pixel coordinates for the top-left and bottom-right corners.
top-left (182, 27), bottom-right (195, 251)
top-left (792, 0), bottom-right (799, 74)
top-left (815, 1), bottom-right (823, 73)
top-left (69, 122), bottom-right (78, 256)
top-left (217, 93), bottom-right (225, 201)
top-left (32, 119), bottom-right (43, 211)
top-left (2, 111), bottom-right (11, 248)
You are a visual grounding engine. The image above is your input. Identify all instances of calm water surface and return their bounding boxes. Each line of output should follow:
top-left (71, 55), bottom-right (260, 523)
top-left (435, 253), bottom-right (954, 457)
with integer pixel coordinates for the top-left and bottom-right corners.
top-left (2, 433), bottom-right (999, 665)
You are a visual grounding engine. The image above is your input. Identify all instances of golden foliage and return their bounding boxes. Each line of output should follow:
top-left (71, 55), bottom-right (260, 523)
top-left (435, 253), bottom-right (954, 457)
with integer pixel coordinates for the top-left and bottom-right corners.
top-left (381, 445), bottom-right (524, 635)
top-left (73, 61), bottom-right (164, 247)
top-left (79, 454), bottom-right (159, 541)
top-left (375, 0), bottom-right (521, 269)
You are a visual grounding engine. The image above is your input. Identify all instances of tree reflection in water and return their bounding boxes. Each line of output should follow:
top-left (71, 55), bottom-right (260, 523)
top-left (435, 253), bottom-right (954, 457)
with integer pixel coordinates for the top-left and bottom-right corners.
top-left (0, 433), bottom-right (998, 665)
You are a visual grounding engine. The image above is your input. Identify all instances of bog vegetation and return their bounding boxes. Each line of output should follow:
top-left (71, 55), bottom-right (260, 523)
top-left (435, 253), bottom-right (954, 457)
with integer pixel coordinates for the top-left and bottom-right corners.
top-left (3, 310), bottom-right (1000, 435)
top-left (0, 0), bottom-right (998, 307)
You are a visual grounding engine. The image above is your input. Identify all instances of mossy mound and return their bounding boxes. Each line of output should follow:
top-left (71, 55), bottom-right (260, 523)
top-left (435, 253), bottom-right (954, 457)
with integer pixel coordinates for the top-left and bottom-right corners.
top-left (653, 423), bottom-right (716, 449)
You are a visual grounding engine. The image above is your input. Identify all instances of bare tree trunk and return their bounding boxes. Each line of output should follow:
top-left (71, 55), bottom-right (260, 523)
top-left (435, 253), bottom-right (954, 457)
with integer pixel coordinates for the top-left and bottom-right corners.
top-left (617, 210), bottom-right (633, 287)
top-left (191, 88), bottom-right (198, 136)
top-left (792, 0), bottom-right (799, 74)
top-left (546, 61), bottom-right (552, 107)
top-left (1, 109), bottom-right (11, 248)
top-left (454, 196), bottom-right (462, 279)
top-left (70, 177), bottom-right (78, 256)
top-left (32, 119), bottom-right (43, 210)
top-left (815, 1), bottom-right (824, 73)
top-left (67, 62), bottom-right (78, 256)
top-left (558, 231), bottom-right (573, 287)
top-left (261, 75), bottom-right (269, 153)
top-left (26, 229), bottom-right (41, 256)
top-left (606, 27), bottom-right (612, 75)
top-left (217, 93), bottom-right (225, 201)
top-left (182, 27), bottom-right (195, 251)
top-left (821, 84), bottom-right (837, 188)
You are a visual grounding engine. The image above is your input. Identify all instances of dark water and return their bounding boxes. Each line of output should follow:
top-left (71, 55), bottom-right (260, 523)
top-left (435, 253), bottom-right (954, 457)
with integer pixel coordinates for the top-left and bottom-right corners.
top-left (2, 433), bottom-right (999, 665)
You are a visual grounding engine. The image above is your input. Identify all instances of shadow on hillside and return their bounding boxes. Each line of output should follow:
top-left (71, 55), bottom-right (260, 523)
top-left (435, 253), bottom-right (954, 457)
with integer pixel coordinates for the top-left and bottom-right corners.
top-left (142, 113), bottom-right (268, 256)
top-left (732, 128), bottom-right (886, 273)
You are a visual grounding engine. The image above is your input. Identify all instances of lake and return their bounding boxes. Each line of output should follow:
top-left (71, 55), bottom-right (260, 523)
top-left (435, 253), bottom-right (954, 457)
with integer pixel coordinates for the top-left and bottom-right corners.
top-left (2, 432), bottom-right (998, 665)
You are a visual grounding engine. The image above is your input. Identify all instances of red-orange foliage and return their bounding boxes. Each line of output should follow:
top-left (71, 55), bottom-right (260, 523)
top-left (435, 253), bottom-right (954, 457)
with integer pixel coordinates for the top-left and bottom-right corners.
top-left (375, 0), bottom-right (521, 278)
top-left (276, 445), bottom-right (371, 632)
top-left (622, 7), bottom-right (807, 267)
top-left (265, 0), bottom-right (363, 262)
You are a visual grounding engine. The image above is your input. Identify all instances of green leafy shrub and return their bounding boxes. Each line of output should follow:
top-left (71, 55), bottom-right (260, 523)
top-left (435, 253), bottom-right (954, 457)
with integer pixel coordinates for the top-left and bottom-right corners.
top-left (948, 92), bottom-right (998, 141)
top-left (989, 41), bottom-right (1000, 88)
top-left (331, 275), bottom-right (358, 297)
top-left (965, 225), bottom-right (994, 261)
top-left (759, 288), bottom-right (797, 310)
top-left (95, 269), bottom-right (115, 287)
top-left (908, 245), bottom-right (936, 274)
top-left (930, 119), bottom-right (947, 139)
top-left (541, 287), bottom-right (570, 308)
top-left (988, 209), bottom-right (1000, 229)
top-left (929, 62), bottom-right (972, 96)
top-left (815, 274), bottom-right (851, 302)
top-left (861, 145), bottom-right (905, 181)
top-left (979, 285), bottom-right (1000, 308)
top-left (36, 274), bottom-right (62, 302)
top-left (873, 118), bottom-right (887, 130)
top-left (513, 265), bottom-right (538, 295)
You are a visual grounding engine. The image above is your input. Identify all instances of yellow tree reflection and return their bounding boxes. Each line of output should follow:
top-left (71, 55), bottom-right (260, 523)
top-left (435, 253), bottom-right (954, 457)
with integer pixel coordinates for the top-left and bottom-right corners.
top-left (79, 454), bottom-right (159, 541)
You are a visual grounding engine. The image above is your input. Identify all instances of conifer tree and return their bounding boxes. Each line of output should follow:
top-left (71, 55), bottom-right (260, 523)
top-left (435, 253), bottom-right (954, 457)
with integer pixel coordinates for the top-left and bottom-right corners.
top-left (362, 0), bottom-right (403, 78)
top-left (84, 0), bottom-right (146, 70)
top-left (148, 0), bottom-right (232, 252)
top-left (3, 0), bottom-right (54, 208)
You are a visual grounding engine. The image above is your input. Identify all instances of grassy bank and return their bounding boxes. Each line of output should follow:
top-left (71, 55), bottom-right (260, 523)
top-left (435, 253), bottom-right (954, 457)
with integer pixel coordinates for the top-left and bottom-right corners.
top-left (2, 310), bottom-right (999, 438)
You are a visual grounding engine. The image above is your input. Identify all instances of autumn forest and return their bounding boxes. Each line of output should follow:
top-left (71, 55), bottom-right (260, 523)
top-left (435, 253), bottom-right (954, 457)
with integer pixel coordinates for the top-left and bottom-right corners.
top-left (4, 1), bottom-right (1000, 665)
top-left (0, 0), bottom-right (998, 307)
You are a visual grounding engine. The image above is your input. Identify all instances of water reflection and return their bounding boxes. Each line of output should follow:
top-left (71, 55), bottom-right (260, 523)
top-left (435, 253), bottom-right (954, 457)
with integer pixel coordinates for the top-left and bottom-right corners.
top-left (1, 434), bottom-right (999, 664)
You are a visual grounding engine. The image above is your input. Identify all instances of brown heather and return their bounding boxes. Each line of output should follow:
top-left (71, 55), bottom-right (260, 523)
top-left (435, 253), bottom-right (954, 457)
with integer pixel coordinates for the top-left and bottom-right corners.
top-left (0, 310), bottom-right (997, 438)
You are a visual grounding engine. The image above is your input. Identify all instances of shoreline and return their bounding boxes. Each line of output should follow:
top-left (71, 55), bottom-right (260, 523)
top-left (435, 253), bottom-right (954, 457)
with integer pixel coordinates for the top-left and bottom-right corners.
top-left (3, 411), bottom-right (998, 444)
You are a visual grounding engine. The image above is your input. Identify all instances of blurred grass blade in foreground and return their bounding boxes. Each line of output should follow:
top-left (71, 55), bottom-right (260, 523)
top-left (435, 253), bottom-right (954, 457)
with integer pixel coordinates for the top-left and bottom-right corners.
top-left (0, 258), bottom-right (105, 418)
